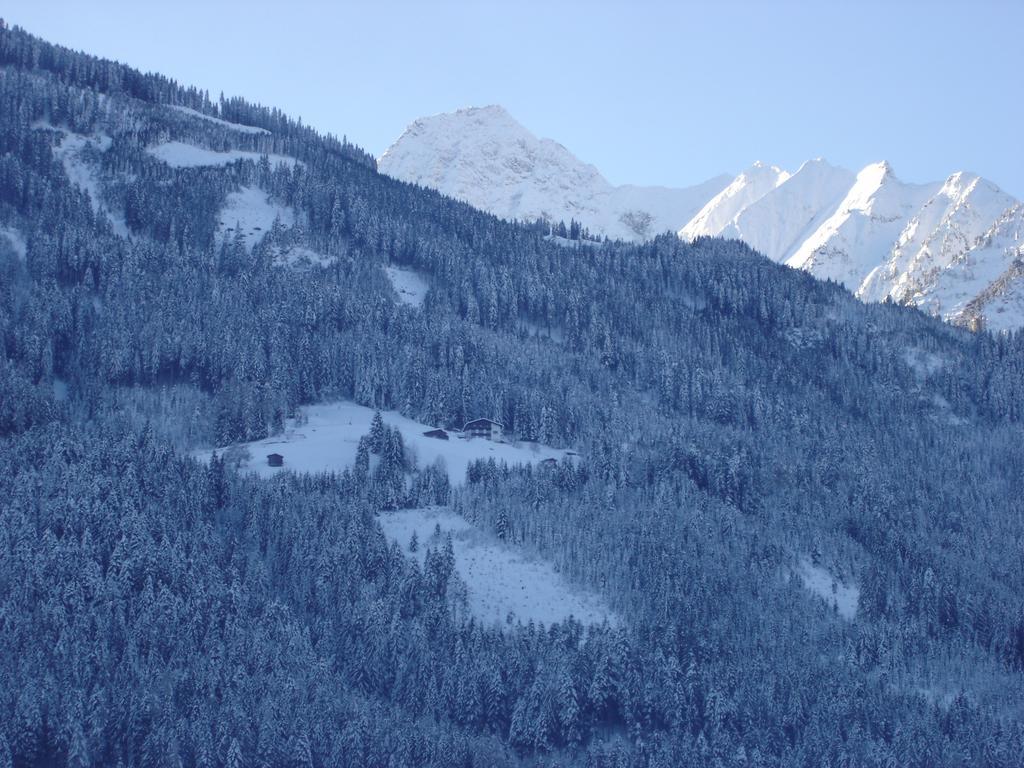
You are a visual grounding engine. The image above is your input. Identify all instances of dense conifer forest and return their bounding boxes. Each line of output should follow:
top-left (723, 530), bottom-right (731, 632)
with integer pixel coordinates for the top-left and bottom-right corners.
top-left (1, 23), bottom-right (1024, 767)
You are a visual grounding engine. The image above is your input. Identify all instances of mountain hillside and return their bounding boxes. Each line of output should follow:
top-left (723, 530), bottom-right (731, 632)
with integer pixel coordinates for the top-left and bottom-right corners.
top-left (3, 24), bottom-right (1024, 768)
top-left (382, 106), bottom-right (1024, 330)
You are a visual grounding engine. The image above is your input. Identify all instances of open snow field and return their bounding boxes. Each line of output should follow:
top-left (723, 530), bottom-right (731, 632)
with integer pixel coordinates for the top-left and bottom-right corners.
top-left (198, 400), bottom-right (570, 484)
top-left (147, 140), bottom-right (298, 170)
top-left (0, 227), bottom-right (26, 262)
top-left (217, 186), bottom-right (296, 251)
top-left (168, 105), bottom-right (271, 135)
top-left (798, 559), bottom-right (859, 620)
top-left (385, 265), bottom-right (429, 307)
top-left (379, 507), bottom-right (617, 628)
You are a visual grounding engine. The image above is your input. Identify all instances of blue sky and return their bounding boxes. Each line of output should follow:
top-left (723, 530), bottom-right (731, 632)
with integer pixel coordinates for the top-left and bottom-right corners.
top-left (6, 0), bottom-right (1023, 196)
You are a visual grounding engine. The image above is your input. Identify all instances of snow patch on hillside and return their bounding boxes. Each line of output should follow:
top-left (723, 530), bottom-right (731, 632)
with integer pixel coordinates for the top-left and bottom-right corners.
top-left (798, 559), bottom-right (859, 620)
top-left (379, 507), bottom-right (617, 628)
top-left (48, 127), bottom-right (130, 238)
top-left (0, 226), bottom-right (26, 262)
top-left (385, 265), bottom-right (429, 307)
top-left (168, 105), bottom-right (270, 135)
top-left (147, 141), bottom-right (298, 169)
top-left (217, 186), bottom-right (295, 251)
top-left (197, 401), bottom-right (569, 485)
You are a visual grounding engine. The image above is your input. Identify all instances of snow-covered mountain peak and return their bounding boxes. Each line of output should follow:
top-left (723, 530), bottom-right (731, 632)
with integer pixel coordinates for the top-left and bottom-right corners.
top-left (844, 161), bottom-right (900, 207)
top-left (378, 105), bottom-right (731, 241)
top-left (687, 159), bottom-right (855, 261)
top-left (857, 171), bottom-right (1017, 306)
top-left (380, 107), bottom-right (1022, 329)
top-left (678, 162), bottom-right (791, 243)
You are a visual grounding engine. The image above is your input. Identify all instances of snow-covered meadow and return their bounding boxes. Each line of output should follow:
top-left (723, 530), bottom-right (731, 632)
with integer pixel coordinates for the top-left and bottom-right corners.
top-left (385, 265), bottom-right (430, 307)
top-left (196, 402), bottom-right (605, 629)
top-left (216, 186), bottom-right (296, 251)
top-left (197, 400), bottom-right (569, 484)
top-left (146, 140), bottom-right (298, 170)
top-left (379, 507), bottom-right (617, 628)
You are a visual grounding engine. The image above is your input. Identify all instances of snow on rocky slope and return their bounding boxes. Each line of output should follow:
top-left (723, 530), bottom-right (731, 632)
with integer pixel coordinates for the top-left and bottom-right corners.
top-left (784, 162), bottom-right (940, 289)
top-left (381, 105), bottom-right (1024, 330)
top-left (693, 160), bottom-right (1022, 330)
top-left (921, 204), bottom-right (1024, 333)
top-left (378, 105), bottom-right (730, 241)
top-left (858, 174), bottom-right (1018, 305)
top-left (686, 159), bottom-right (856, 262)
top-left (678, 161), bottom-right (792, 245)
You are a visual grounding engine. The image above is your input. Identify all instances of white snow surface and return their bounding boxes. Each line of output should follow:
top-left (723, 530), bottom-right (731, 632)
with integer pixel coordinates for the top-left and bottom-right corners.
top-left (0, 226), bottom-right (26, 262)
top-left (382, 105), bottom-right (1024, 328)
top-left (168, 105), bottom-right (270, 135)
top-left (197, 400), bottom-right (570, 485)
top-left (217, 186), bottom-right (295, 251)
top-left (859, 173), bottom-right (1016, 305)
top-left (385, 265), bottom-right (429, 307)
top-left (683, 160), bottom-right (1023, 329)
top-left (688, 159), bottom-right (856, 261)
top-left (378, 105), bottom-right (730, 242)
top-left (678, 161), bottom-right (792, 245)
top-left (147, 141), bottom-right (298, 169)
top-left (49, 127), bottom-right (130, 238)
top-left (923, 204), bottom-right (1024, 332)
top-left (785, 162), bottom-right (941, 289)
top-left (379, 507), bottom-right (617, 628)
top-left (798, 559), bottom-right (859, 621)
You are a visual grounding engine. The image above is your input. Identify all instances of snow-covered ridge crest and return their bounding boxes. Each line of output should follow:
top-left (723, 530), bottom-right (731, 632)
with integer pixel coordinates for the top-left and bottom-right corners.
top-left (382, 105), bottom-right (1023, 330)
top-left (378, 105), bottom-right (731, 242)
top-left (679, 161), bottom-right (791, 244)
top-left (687, 157), bottom-right (1022, 330)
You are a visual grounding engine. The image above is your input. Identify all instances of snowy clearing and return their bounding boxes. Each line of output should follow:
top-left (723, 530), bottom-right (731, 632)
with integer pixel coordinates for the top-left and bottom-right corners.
top-left (47, 127), bottom-right (130, 238)
top-left (798, 559), bottom-right (859, 620)
top-left (217, 186), bottom-right (296, 251)
top-left (385, 265), bottom-right (429, 307)
top-left (0, 226), bottom-right (26, 262)
top-left (197, 400), bottom-right (571, 484)
top-left (168, 105), bottom-right (270, 135)
top-left (147, 141), bottom-right (298, 169)
top-left (379, 507), bottom-right (617, 628)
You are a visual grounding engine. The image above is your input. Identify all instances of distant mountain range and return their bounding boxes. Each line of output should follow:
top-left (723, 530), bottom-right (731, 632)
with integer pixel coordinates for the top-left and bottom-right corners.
top-left (380, 106), bottom-right (1024, 331)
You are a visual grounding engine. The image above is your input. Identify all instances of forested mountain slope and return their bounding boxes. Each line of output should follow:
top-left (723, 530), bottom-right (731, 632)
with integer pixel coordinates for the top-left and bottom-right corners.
top-left (2, 23), bottom-right (1024, 768)
top-left (382, 106), bottom-right (1024, 331)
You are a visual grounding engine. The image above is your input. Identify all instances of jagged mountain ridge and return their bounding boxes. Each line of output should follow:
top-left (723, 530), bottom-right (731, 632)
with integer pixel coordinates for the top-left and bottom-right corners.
top-left (378, 105), bottom-right (732, 242)
top-left (380, 106), bottom-right (1023, 330)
